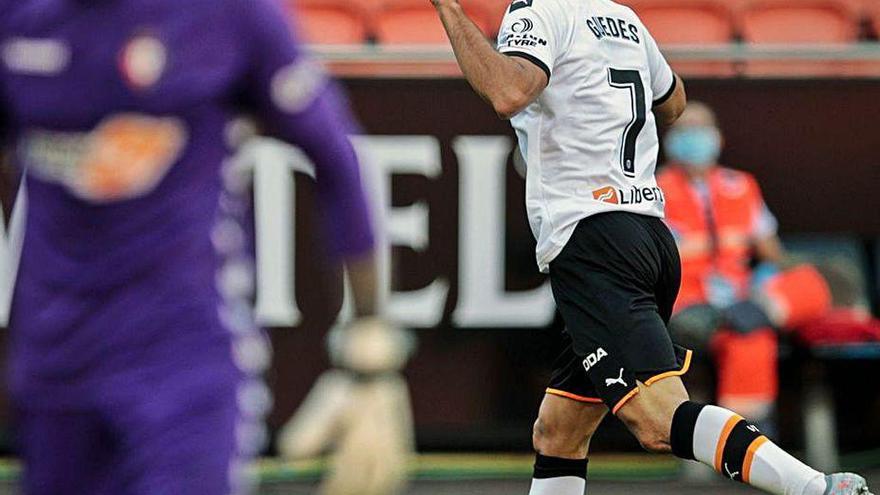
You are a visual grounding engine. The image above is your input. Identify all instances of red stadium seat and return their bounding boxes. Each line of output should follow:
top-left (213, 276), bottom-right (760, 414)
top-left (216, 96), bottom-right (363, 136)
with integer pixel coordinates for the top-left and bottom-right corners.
top-left (485, 0), bottom-right (515, 39)
top-left (623, 0), bottom-right (737, 77)
top-left (868, 3), bottom-right (880, 38)
top-left (829, 0), bottom-right (873, 21)
top-left (374, 0), bottom-right (491, 45)
top-left (739, 0), bottom-right (859, 44)
top-left (625, 0), bottom-right (736, 44)
top-left (739, 0), bottom-right (860, 76)
top-left (287, 0), bottom-right (371, 45)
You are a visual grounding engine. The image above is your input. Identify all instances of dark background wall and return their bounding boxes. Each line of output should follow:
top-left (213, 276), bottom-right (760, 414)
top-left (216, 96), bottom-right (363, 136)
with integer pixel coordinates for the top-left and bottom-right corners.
top-left (266, 77), bottom-right (880, 454)
top-left (3, 78), bottom-right (880, 455)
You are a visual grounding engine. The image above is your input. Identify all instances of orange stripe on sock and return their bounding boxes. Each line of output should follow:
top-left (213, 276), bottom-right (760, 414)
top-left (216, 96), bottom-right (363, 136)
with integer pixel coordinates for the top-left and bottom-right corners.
top-left (714, 415), bottom-right (744, 473)
top-left (545, 388), bottom-right (604, 404)
top-left (742, 435), bottom-right (769, 483)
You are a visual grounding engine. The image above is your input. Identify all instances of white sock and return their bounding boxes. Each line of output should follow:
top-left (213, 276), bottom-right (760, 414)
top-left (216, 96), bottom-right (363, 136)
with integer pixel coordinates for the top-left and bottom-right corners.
top-left (672, 402), bottom-right (826, 495)
top-left (746, 438), bottom-right (826, 495)
top-left (529, 477), bottom-right (586, 495)
top-left (804, 475), bottom-right (829, 495)
top-left (530, 455), bottom-right (587, 495)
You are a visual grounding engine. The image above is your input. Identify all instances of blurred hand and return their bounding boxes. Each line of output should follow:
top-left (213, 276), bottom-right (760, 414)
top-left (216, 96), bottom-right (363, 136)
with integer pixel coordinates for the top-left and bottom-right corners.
top-left (329, 317), bottom-right (414, 374)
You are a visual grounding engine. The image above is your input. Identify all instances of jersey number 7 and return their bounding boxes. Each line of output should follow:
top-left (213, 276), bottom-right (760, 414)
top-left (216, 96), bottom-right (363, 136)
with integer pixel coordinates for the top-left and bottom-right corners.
top-left (607, 68), bottom-right (646, 179)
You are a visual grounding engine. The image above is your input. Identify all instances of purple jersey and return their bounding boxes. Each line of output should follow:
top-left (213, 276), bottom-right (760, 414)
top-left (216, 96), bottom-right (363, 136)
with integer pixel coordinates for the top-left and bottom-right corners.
top-left (0, 0), bottom-right (374, 407)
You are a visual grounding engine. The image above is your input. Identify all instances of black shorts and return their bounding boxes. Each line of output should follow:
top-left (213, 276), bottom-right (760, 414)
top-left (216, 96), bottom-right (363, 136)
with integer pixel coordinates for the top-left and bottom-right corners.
top-left (547, 212), bottom-right (692, 414)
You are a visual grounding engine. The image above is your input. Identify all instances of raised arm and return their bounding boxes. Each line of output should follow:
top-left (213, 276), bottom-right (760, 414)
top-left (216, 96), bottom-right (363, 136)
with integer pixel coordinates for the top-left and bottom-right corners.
top-left (433, 0), bottom-right (549, 119)
top-left (266, 84), bottom-right (379, 317)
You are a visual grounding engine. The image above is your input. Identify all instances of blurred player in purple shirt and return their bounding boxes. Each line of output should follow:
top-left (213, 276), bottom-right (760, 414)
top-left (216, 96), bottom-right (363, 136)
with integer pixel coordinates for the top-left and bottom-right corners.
top-left (0, 0), bottom-right (386, 493)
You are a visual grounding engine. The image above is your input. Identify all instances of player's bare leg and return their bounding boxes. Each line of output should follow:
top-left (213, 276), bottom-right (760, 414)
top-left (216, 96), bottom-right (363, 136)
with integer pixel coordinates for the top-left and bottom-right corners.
top-left (614, 372), bottom-right (689, 453)
top-left (615, 376), bottom-right (872, 495)
top-left (529, 394), bottom-right (607, 495)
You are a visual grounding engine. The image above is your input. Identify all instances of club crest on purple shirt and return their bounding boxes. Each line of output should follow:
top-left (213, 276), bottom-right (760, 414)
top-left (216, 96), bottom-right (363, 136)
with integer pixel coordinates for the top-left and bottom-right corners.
top-left (119, 33), bottom-right (167, 91)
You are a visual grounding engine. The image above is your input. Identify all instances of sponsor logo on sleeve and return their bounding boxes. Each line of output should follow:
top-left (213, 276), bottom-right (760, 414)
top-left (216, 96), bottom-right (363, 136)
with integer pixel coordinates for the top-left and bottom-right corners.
top-left (505, 20), bottom-right (548, 48)
top-left (511, 18), bottom-right (534, 33)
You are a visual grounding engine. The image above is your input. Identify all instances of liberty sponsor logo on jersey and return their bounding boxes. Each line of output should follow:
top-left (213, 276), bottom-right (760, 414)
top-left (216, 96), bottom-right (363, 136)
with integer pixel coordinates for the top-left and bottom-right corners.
top-left (586, 16), bottom-right (641, 44)
top-left (592, 186), bottom-right (619, 204)
top-left (119, 33), bottom-right (167, 90)
top-left (592, 185), bottom-right (665, 205)
top-left (582, 347), bottom-right (608, 372)
top-left (21, 114), bottom-right (187, 203)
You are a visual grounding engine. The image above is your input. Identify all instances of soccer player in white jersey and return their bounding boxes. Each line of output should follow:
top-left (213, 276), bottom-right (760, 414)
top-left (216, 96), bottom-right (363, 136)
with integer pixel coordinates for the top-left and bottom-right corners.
top-left (432, 1), bottom-right (872, 494)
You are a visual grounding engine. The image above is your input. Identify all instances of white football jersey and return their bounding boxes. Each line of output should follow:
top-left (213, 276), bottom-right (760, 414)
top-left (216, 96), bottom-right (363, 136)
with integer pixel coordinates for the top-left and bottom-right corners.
top-left (497, 0), bottom-right (676, 273)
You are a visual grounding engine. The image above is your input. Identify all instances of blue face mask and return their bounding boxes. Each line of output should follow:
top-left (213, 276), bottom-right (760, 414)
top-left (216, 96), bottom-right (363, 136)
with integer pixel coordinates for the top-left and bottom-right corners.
top-left (664, 127), bottom-right (721, 168)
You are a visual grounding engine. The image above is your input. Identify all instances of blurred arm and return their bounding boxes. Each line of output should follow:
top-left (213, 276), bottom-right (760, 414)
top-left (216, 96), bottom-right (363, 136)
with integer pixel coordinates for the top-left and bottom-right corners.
top-left (1, 82), bottom-right (7, 161)
top-left (754, 235), bottom-right (785, 265)
top-left (751, 198), bottom-right (785, 265)
top-left (346, 252), bottom-right (379, 317)
top-left (434, 0), bottom-right (547, 119)
top-left (240, 0), bottom-right (378, 316)
top-left (264, 84), bottom-right (379, 318)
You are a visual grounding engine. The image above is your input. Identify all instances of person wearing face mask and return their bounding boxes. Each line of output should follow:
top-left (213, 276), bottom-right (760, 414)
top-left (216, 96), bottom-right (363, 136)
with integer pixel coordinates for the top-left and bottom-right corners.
top-left (657, 101), bottom-right (787, 433)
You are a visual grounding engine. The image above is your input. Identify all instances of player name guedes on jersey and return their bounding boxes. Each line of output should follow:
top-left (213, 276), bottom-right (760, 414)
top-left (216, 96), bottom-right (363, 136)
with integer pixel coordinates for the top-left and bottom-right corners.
top-left (497, 0), bottom-right (674, 272)
top-left (586, 16), bottom-right (641, 44)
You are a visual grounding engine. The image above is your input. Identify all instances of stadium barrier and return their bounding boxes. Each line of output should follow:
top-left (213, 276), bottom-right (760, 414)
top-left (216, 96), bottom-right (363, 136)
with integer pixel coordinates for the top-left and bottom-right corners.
top-left (310, 43), bottom-right (880, 77)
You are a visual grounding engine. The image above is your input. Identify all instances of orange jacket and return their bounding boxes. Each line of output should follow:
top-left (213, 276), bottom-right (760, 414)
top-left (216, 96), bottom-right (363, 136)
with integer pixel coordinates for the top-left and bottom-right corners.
top-left (657, 164), bottom-right (772, 309)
